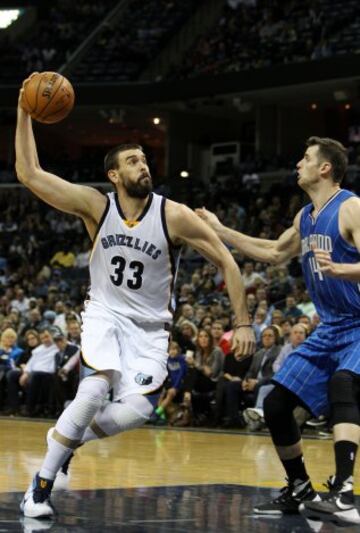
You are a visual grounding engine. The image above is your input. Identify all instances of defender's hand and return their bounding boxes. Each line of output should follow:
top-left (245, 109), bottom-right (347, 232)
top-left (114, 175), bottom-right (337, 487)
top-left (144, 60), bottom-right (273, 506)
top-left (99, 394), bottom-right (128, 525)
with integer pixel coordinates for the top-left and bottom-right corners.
top-left (312, 247), bottom-right (340, 278)
top-left (195, 207), bottom-right (223, 233)
top-left (232, 327), bottom-right (256, 360)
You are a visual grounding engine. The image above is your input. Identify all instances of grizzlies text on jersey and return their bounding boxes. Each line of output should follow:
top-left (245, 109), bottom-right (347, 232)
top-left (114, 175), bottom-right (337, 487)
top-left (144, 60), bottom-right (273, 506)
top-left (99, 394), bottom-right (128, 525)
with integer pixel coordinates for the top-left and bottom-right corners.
top-left (88, 192), bottom-right (181, 325)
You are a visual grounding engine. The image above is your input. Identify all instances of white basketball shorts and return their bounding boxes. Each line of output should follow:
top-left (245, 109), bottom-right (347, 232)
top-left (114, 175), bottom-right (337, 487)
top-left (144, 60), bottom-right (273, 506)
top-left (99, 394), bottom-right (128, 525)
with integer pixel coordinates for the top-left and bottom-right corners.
top-left (80, 300), bottom-right (169, 400)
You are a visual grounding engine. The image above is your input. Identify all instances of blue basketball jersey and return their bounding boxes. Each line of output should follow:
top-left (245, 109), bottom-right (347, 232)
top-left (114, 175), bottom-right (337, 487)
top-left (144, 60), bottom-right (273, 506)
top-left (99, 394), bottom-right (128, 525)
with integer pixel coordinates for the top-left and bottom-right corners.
top-left (300, 189), bottom-right (360, 324)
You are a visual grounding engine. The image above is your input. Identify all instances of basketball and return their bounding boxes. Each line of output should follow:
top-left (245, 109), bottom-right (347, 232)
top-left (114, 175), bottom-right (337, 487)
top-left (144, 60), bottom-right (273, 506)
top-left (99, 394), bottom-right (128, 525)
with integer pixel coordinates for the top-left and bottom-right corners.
top-left (21, 71), bottom-right (75, 124)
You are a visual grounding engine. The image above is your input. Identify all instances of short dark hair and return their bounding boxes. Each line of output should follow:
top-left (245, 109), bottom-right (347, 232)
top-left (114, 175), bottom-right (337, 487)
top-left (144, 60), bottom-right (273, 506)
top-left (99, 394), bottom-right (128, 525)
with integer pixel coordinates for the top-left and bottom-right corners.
top-left (306, 136), bottom-right (348, 183)
top-left (104, 144), bottom-right (143, 175)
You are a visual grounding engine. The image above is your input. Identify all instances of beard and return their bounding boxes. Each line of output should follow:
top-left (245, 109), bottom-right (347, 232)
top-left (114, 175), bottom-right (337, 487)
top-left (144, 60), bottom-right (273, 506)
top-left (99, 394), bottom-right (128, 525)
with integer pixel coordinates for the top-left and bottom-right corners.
top-left (123, 175), bottom-right (153, 198)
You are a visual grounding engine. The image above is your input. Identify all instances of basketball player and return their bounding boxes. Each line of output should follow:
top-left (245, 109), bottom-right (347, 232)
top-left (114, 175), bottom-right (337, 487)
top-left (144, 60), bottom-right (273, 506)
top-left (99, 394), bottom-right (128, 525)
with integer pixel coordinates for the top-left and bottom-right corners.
top-left (15, 79), bottom-right (255, 518)
top-left (197, 136), bottom-right (360, 525)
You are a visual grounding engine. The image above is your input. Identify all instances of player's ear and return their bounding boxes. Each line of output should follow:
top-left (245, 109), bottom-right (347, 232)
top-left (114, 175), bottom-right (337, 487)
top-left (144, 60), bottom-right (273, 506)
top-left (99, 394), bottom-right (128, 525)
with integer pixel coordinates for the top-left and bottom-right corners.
top-left (107, 170), bottom-right (118, 184)
top-left (320, 161), bottom-right (331, 177)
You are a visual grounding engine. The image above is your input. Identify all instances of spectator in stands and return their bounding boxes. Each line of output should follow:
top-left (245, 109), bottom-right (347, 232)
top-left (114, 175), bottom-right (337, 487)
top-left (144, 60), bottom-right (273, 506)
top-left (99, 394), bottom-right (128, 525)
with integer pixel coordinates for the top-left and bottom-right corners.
top-left (297, 288), bottom-right (317, 319)
top-left (154, 341), bottom-right (187, 423)
top-left (177, 283), bottom-right (194, 306)
top-left (19, 308), bottom-right (42, 338)
top-left (183, 329), bottom-right (224, 423)
top-left (53, 301), bottom-right (67, 333)
top-left (214, 349), bottom-right (252, 428)
top-left (241, 326), bottom-right (281, 407)
top-left (66, 319), bottom-right (81, 346)
top-left (252, 308), bottom-right (268, 344)
top-left (247, 293), bottom-right (257, 316)
top-left (242, 261), bottom-right (265, 290)
top-left (75, 239), bottom-right (91, 269)
top-left (282, 295), bottom-right (303, 320)
top-left (0, 328), bottom-right (24, 408)
top-left (174, 319), bottom-right (198, 353)
top-left (175, 303), bottom-right (195, 329)
top-left (50, 242), bottom-right (76, 269)
top-left (190, 271), bottom-right (202, 297)
top-left (280, 318), bottom-right (294, 344)
top-left (53, 331), bottom-right (80, 416)
top-left (211, 320), bottom-right (231, 356)
top-left (198, 314), bottom-right (214, 333)
top-left (193, 305), bottom-right (207, 326)
top-left (19, 328), bottom-right (58, 416)
top-left (271, 309), bottom-right (284, 326)
top-left (10, 288), bottom-right (30, 316)
top-left (5, 329), bottom-right (40, 415)
top-left (297, 314), bottom-right (312, 331)
top-left (244, 323), bottom-right (308, 430)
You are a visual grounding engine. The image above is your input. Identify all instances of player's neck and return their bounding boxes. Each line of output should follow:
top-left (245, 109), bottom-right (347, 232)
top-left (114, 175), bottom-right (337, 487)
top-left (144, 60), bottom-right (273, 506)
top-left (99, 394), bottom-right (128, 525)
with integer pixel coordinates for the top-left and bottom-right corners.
top-left (118, 192), bottom-right (150, 221)
top-left (309, 184), bottom-right (341, 214)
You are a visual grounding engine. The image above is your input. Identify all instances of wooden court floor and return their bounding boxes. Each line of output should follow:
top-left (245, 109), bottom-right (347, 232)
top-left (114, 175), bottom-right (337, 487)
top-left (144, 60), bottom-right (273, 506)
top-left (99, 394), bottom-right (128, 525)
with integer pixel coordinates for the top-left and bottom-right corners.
top-left (1, 418), bottom-right (360, 532)
top-left (1, 418), bottom-right (359, 494)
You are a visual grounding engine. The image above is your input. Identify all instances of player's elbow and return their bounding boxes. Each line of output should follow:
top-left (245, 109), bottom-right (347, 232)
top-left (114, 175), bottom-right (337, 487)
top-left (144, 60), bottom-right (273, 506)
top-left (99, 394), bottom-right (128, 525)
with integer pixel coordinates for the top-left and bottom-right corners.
top-left (15, 161), bottom-right (27, 183)
top-left (268, 251), bottom-right (281, 265)
top-left (15, 161), bottom-right (38, 185)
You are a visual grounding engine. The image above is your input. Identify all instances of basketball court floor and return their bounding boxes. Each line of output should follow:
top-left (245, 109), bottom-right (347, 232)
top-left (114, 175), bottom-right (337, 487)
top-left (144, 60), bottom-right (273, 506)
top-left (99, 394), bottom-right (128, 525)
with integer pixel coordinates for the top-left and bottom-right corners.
top-left (1, 418), bottom-right (359, 532)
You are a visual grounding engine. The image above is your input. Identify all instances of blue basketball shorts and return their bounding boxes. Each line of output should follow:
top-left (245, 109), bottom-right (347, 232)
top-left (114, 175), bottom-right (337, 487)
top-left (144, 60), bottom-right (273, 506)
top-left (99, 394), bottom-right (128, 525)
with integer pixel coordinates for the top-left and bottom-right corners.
top-left (273, 321), bottom-right (360, 417)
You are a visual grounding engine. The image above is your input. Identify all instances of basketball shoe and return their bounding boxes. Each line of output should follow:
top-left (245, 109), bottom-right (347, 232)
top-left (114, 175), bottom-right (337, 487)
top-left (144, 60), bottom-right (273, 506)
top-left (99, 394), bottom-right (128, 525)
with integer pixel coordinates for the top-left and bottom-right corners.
top-left (254, 478), bottom-right (320, 515)
top-left (20, 473), bottom-right (54, 518)
top-left (300, 476), bottom-right (360, 525)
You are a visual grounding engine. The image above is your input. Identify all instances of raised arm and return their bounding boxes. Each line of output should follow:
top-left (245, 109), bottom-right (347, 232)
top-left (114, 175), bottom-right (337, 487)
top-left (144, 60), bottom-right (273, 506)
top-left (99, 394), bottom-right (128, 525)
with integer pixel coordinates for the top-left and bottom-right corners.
top-left (166, 201), bottom-right (256, 358)
top-left (15, 83), bottom-right (106, 240)
top-left (195, 207), bottom-right (302, 264)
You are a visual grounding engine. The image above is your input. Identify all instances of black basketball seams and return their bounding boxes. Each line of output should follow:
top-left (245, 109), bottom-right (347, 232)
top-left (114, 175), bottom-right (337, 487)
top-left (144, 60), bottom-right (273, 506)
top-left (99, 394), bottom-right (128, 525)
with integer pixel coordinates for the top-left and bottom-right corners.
top-left (35, 74), bottom-right (65, 120)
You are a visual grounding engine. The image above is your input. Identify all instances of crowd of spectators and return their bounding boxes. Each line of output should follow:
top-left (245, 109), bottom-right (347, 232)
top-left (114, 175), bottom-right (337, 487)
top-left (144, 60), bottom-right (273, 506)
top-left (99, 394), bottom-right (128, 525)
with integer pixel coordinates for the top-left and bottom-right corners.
top-left (0, 0), bottom-right (201, 84)
top-left (71, 0), bottom-right (203, 82)
top-left (168, 0), bottom-right (360, 80)
top-left (0, 174), bottom-right (328, 437)
top-left (0, 0), bottom-right (118, 83)
top-left (2, 0), bottom-right (360, 85)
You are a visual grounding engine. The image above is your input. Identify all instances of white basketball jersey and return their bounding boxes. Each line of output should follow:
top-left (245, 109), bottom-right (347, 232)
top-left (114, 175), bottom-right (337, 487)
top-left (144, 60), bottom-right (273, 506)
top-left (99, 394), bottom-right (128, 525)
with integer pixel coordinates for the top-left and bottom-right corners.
top-left (89, 192), bottom-right (181, 324)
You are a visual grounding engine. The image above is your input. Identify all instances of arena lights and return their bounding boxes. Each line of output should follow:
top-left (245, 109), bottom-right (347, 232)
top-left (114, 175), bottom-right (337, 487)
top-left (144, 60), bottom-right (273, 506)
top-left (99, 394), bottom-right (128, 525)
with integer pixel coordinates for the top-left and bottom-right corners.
top-left (0, 9), bottom-right (21, 28)
top-left (180, 170), bottom-right (190, 178)
top-left (152, 117), bottom-right (161, 125)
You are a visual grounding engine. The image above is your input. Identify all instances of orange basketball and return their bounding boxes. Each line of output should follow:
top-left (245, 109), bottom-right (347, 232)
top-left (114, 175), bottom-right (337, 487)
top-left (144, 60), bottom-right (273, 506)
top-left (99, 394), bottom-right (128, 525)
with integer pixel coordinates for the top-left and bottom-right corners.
top-left (21, 71), bottom-right (75, 124)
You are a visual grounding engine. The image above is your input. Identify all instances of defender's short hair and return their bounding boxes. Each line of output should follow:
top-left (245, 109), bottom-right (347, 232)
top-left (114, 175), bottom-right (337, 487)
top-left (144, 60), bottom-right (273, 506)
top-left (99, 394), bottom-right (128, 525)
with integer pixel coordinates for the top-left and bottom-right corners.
top-left (306, 136), bottom-right (348, 183)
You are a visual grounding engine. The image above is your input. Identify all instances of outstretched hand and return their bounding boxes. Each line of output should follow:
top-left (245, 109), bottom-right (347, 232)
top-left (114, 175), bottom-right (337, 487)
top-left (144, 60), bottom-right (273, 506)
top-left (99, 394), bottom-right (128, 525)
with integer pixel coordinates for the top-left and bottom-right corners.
top-left (231, 327), bottom-right (256, 360)
top-left (194, 207), bottom-right (223, 233)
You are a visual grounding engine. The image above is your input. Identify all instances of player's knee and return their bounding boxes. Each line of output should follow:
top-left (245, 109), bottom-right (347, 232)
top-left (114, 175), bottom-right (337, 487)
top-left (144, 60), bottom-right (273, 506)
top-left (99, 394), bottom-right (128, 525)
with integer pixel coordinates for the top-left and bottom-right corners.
top-left (329, 370), bottom-right (360, 426)
top-left (103, 394), bottom-right (154, 435)
top-left (264, 386), bottom-right (287, 426)
top-left (329, 370), bottom-right (358, 405)
top-left (75, 376), bottom-right (110, 411)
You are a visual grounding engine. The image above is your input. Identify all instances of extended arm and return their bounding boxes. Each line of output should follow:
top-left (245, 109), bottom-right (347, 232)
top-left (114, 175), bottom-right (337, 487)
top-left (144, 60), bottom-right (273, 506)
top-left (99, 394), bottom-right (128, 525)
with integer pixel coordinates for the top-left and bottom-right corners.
top-left (166, 201), bottom-right (256, 357)
top-left (15, 83), bottom-right (106, 239)
top-left (195, 207), bottom-right (302, 264)
top-left (314, 197), bottom-right (360, 281)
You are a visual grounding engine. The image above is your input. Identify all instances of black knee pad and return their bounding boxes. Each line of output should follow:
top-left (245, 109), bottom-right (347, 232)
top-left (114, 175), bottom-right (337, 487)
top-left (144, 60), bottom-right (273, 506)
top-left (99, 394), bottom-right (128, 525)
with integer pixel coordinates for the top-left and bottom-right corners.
top-left (329, 370), bottom-right (360, 426)
top-left (264, 385), bottom-right (302, 447)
